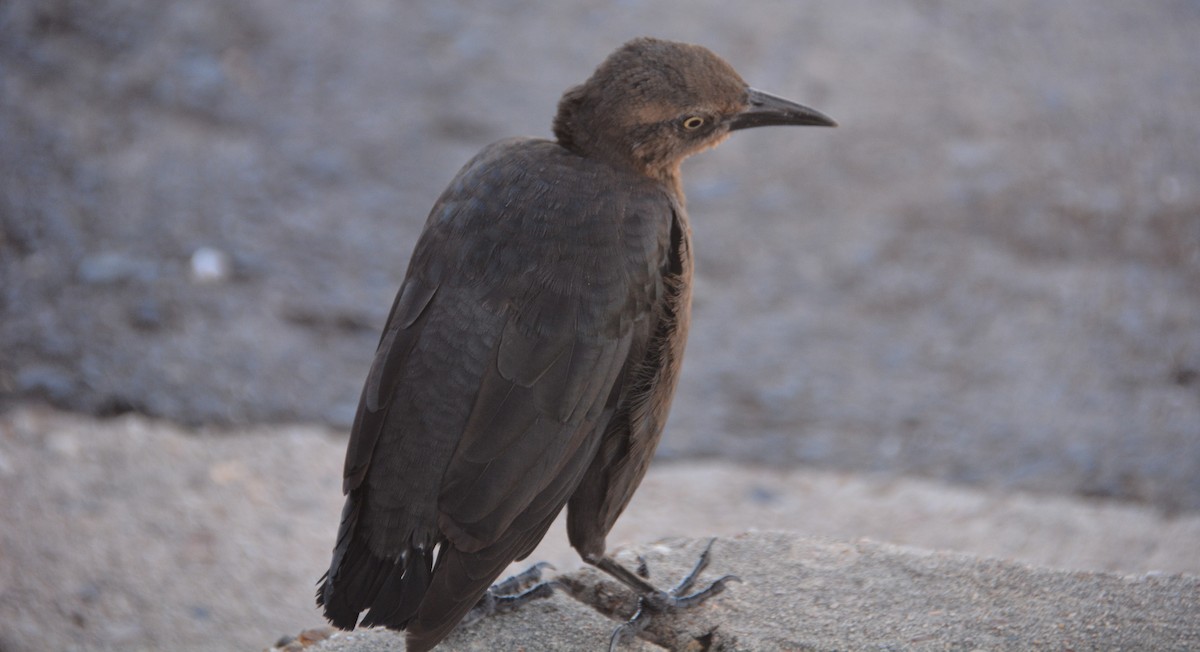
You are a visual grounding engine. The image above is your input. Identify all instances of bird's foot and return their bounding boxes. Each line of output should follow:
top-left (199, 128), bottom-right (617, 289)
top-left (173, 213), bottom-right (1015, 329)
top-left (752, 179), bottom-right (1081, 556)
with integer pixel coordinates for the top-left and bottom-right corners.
top-left (461, 562), bottom-right (559, 626)
top-left (596, 539), bottom-right (740, 651)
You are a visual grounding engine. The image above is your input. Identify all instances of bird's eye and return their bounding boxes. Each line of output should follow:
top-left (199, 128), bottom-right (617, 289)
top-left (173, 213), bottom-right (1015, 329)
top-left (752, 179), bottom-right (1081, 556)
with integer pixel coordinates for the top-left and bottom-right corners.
top-left (682, 116), bottom-right (705, 130)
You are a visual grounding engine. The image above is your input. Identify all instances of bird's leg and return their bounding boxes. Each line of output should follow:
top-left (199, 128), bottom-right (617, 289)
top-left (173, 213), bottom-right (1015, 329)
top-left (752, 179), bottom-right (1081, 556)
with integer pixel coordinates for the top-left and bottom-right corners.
top-left (460, 562), bottom-right (559, 626)
top-left (588, 539), bottom-right (740, 650)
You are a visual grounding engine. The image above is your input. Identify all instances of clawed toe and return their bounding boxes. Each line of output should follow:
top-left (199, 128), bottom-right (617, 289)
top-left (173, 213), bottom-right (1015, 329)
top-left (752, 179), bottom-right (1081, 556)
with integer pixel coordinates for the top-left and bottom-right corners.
top-left (491, 561), bottom-right (554, 596)
top-left (462, 562), bottom-right (559, 626)
top-left (600, 539), bottom-right (739, 650)
top-left (607, 574), bottom-right (738, 651)
top-left (608, 597), bottom-right (653, 651)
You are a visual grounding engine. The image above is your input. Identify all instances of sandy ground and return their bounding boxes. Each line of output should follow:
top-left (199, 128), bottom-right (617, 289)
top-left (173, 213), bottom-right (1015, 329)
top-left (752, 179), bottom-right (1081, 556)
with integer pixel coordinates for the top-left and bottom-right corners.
top-left (3, 0), bottom-right (1199, 510)
top-left (1, 408), bottom-right (1196, 652)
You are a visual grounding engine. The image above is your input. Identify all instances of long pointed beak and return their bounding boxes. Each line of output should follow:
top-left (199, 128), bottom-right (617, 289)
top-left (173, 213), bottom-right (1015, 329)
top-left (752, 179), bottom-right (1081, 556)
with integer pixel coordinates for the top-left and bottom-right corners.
top-left (729, 88), bottom-right (837, 130)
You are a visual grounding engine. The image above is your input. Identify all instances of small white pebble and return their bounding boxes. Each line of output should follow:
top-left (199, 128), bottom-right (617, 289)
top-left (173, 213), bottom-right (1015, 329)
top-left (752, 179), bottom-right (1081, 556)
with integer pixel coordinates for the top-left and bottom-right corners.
top-left (190, 246), bottom-right (231, 283)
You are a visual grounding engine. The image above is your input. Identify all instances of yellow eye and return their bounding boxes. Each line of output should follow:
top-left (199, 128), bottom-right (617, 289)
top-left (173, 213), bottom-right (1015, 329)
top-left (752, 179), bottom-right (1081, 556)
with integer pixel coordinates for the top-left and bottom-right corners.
top-left (682, 116), bottom-right (705, 130)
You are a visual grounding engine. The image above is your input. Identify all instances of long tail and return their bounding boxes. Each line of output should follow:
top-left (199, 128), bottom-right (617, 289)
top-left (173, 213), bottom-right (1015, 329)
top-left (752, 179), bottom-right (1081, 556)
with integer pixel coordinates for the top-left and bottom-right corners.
top-left (317, 495), bottom-right (563, 651)
top-left (317, 496), bottom-right (433, 631)
top-left (403, 545), bottom-right (513, 650)
top-left (405, 508), bottom-right (561, 651)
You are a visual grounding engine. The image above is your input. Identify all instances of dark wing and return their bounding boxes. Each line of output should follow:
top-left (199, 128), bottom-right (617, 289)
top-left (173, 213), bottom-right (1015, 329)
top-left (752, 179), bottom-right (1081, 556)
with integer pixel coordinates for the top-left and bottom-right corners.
top-left (318, 139), bottom-right (674, 648)
top-left (566, 196), bottom-right (694, 559)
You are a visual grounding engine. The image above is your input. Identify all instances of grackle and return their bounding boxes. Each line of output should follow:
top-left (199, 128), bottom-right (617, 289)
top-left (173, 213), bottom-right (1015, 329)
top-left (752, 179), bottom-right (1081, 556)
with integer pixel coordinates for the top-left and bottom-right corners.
top-left (318, 37), bottom-right (835, 650)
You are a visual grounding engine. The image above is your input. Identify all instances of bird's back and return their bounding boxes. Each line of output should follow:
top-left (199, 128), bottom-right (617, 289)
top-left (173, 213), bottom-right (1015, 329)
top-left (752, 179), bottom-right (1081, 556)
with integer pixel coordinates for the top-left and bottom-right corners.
top-left (319, 136), bottom-right (687, 649)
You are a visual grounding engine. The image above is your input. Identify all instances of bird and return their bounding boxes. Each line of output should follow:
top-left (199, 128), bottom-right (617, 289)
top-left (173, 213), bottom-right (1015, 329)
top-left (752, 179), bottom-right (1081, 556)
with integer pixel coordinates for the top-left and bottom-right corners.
top-left (317, 36), bottom-right (835, 650)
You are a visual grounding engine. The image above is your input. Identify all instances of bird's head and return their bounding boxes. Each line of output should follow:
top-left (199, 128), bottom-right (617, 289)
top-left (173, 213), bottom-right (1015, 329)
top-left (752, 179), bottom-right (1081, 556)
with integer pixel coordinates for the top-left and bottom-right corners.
top-left (553, 37), bottom-right (835, 188)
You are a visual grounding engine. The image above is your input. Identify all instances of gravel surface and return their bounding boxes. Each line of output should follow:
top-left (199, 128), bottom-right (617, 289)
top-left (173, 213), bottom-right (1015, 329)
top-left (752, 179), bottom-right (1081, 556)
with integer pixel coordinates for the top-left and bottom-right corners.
top-left (2, 409), bottom-right (1196, 651)
top-left (1, 1), bottom-right (1198, 510)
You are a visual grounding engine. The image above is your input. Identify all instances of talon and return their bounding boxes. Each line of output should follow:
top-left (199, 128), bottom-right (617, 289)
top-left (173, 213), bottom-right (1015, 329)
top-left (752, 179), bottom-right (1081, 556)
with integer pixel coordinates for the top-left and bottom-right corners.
top-left (608, 598), bottom-right (652, 652)
top-left (462, 563), bottom-right (559, 626)
top-left (490, 579), bottom-right (561, 614)
top-left (598, 540), bottom-right (737, 649)
top-left (491, 560), bottom-right (555, 595)
top-left (671, 538), bottom-right (717, 597)
top-left (671, 574), bottom-right (739, 609)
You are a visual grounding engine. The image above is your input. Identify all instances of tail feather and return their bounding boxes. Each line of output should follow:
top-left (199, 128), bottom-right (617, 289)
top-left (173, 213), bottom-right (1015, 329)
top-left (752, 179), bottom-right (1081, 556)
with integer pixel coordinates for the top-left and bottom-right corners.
top-left (318, 494), bottom-right (564, 651)
top-left (405, 509), bottom-right (561, 650)
top-left (317, 495), bottom-right (434, 631)
top-left (360, 547), bottom-right (432, 628)
top-left (405, 544), bottom-right (513, 651)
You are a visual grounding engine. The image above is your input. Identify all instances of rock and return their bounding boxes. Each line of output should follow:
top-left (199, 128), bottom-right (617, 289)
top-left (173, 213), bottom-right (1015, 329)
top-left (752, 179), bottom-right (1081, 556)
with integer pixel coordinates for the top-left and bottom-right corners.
top-left (286, 592), bottom-right (659, 652)
top-left (13, 365), bottom-right (75, 401)
top-left (76, 252), bottom-right (158, 285)
top-left (292, 534), bottom-right (1200, 651)
top-left (2, 409), bottom-right (1198, 652)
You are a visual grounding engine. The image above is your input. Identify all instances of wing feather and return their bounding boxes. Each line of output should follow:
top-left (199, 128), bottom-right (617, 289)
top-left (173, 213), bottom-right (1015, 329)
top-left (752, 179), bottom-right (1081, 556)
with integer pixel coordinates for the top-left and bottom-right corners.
top-left (319, 138), bottom-right (676, 640)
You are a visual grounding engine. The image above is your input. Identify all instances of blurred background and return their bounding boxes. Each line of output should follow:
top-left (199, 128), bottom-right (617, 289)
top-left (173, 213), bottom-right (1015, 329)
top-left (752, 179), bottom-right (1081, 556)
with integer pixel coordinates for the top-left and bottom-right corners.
top-left (1, 1), bottom-right (1198, 650)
